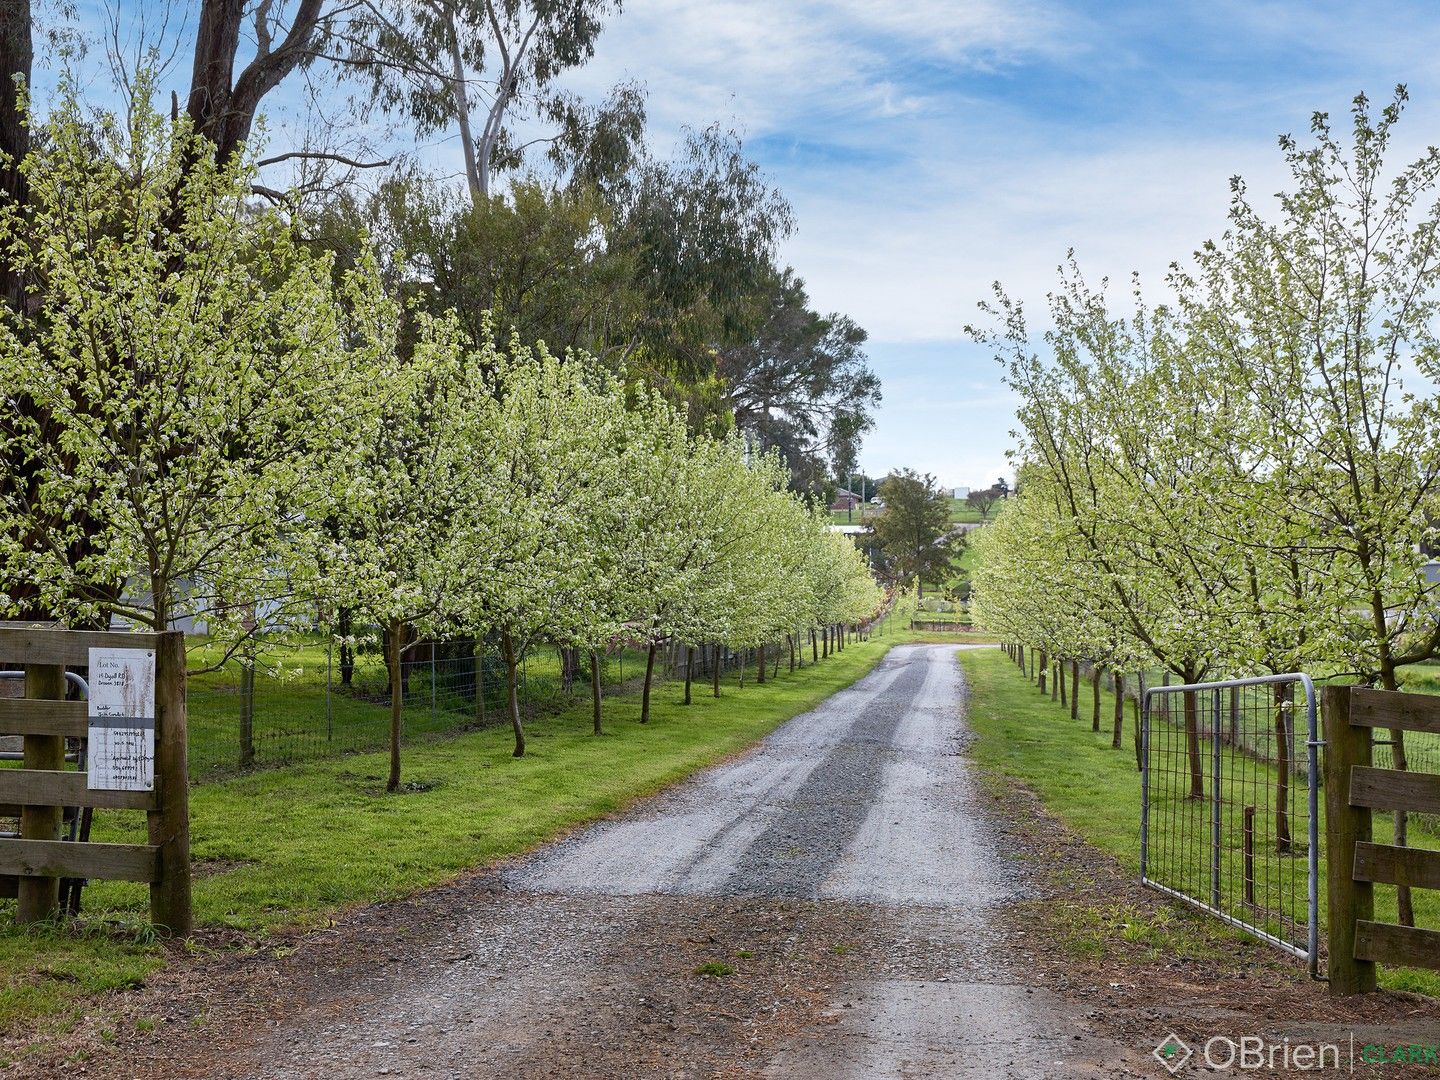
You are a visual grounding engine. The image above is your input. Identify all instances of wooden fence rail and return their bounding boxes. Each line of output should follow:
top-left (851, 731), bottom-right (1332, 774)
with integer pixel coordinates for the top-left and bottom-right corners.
top-left (1324, 684), bottom-right (1440, 995)
top-left (0, 626), bottom-right (190, 935)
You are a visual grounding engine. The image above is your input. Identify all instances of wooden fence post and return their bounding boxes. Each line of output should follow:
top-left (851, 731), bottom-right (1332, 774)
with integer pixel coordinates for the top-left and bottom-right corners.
top-left (1323, 684), bottom-right (1376, 995)
top-left (148, 631), bottom-right (192, 937)
top-left (18, 663), bottom-right (65, 922)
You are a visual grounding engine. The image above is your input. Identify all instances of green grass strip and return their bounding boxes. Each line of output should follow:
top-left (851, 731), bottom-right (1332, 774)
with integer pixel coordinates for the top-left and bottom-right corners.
top-left (958, 648), bottom-right (1440, 998)
top-left (0, 626), bottom-right (904, 1039)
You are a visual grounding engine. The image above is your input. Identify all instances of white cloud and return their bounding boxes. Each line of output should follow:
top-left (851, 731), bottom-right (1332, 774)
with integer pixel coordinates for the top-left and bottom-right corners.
top-left (565, 0), bottom-right (1074, 146)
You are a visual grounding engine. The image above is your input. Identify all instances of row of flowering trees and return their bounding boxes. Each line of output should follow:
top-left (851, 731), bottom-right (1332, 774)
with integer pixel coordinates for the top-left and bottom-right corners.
top-left (967, 89), bottom-right (1440, 925)
top-left (0, 86), bottom-right (882, 790)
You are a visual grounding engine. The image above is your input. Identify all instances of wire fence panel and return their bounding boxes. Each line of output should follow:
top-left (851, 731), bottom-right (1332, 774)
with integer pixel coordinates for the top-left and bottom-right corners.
top-left (186, 632), bottom-right (653, 779)
top-left (1140, 673), bottom-right (1319, 977)
top-left (177, 625), bottom-right (878, 780)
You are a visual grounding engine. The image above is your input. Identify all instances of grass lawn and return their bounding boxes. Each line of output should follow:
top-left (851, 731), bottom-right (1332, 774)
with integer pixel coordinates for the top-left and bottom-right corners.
top-left (958, 647), bottom-right (1440, 997)
top-left (946, 498), bottom-right (987, 524)
top-left (183, 636), bottom-right (653, 779)
top-left (0, 623), bottom-right (905, 1041)
top-left (907, 628), bottom-right (1001, 645)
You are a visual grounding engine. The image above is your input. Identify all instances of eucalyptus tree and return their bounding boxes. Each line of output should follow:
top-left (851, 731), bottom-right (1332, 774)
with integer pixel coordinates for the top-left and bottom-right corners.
top-left (717, 267), bottom-right (880, 497)
top-left (0, 86), bottom-right (394, 663)
top-left (314, 173), bottom-right (642, 363)
top-left (345, 0), bottom-right (627, 202)
top-left (616, 125), bottom-right (796, 393)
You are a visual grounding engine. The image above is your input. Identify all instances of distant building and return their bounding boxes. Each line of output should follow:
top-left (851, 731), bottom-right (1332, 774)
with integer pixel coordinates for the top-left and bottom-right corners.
top-left (952, 486), bottom-right (970, 499)
top-left (830, 487), bottom-right (860, 512)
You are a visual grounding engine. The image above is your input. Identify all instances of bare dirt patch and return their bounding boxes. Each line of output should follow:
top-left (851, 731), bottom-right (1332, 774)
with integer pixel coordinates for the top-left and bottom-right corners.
top-left (974, 767), bottom-right (1440, 1076)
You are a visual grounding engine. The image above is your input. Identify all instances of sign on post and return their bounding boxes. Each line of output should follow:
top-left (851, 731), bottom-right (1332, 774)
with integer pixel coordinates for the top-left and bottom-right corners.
top-left (87, 647), bottom-right (156, 791)
top-left (0, 626), bottom-right (190, 934)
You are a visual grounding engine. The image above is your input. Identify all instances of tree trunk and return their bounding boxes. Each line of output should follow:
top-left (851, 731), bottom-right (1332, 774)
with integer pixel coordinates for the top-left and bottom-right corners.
top-left (1183, 679), bottom-right (1203, 799)
top-left (1051, 659), bottom-right (1059, 702)
top-left (187, 0), bottom-right (326, 165)
top-left (1274, 681), bottom-right (1292, 852)
top-left (1092, 666), bottom-right (1101, 732)
top-left (788, 634), bottom-right (796, 672)
top-left (1112, 673), bottom-right (1124, 750)
top-left (1133, 673), bottom-right (1145, 772)
top-left (756, 643), bottom-right (766, 684)
top-left (0, 0), bottom-right (30, 309)
top-left (337, 606), bottom-right (355, 687)
top-left (713, 643), bottom-right (722, 698)
top-left (684, 646), bottom-right (694, 705)
top-left (590, 650), bottom-right (603, 735)
top-left (640, 641), bottom-right (658, 723)
top-left (822, 626), bottom-right (829, 658)
top-left (1070, 660), bottom-right (1079, 721)
top-left (386, 618), bottom-right (404, 791)
top-left (501, 631), bottom-right (524, 757)
top-left (811, 629), bottom-right (818, 663)
top-left (1059, 660), bottom-right (1067, 707)
top-left (1037, 649), bottom-right (1047, 694)
top-left (561, 646), bottom-right (577, 696)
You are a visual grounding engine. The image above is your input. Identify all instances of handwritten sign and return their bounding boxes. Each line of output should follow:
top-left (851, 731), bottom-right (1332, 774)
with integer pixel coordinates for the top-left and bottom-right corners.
top-left (87, 647), bottom-right (156, 792)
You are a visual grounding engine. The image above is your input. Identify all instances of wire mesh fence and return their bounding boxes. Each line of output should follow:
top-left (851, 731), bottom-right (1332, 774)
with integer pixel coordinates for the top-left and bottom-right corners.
top-left (1141, 674), bottom-right (1319, 975)
top-left (186, 633), bottom-right (654, 779)
top-left (183, 629), bottom-right (863, 780)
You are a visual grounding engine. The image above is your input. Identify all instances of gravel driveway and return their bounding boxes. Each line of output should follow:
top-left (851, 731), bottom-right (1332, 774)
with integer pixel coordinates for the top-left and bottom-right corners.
top-left (79, 643), bottom-right (1146, 1079)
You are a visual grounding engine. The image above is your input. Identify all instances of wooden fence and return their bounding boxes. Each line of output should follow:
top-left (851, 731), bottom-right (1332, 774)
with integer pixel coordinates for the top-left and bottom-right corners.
top-left (0, 626), bottom-right (190, 935)
top-left (1324, 684), bottom-right (1440, 995)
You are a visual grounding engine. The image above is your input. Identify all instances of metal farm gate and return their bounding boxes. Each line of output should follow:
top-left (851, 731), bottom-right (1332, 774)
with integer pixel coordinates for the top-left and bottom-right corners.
top-left (1140, 674), bottom-right (1319, 976)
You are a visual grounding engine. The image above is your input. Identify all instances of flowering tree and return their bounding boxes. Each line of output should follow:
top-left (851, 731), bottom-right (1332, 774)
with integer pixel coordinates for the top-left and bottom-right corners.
top-left (326, 316), bottom-right (502, 790)
top-left (0, 86), bottom-right (395, 666)
top-left (457, 345), bottom-right (628, 756)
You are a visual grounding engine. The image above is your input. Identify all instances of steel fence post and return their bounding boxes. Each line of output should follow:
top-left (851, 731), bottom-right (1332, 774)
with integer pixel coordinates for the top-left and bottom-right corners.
top-left (1301, 675), bottom-right (1320, 979)
top-left (326, 631), bottom-right (333, 742)
top-left (1211, 687), bottom-right (1223, 911)
top-left (1140, 688), bottom-right (1151, 883)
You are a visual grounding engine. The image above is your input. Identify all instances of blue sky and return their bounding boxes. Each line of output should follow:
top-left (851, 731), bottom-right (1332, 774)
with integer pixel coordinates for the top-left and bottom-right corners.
top-left (559, 0), bottom-right (1440, 489)
top-left (60, 1), bottom-right (1440, 490)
